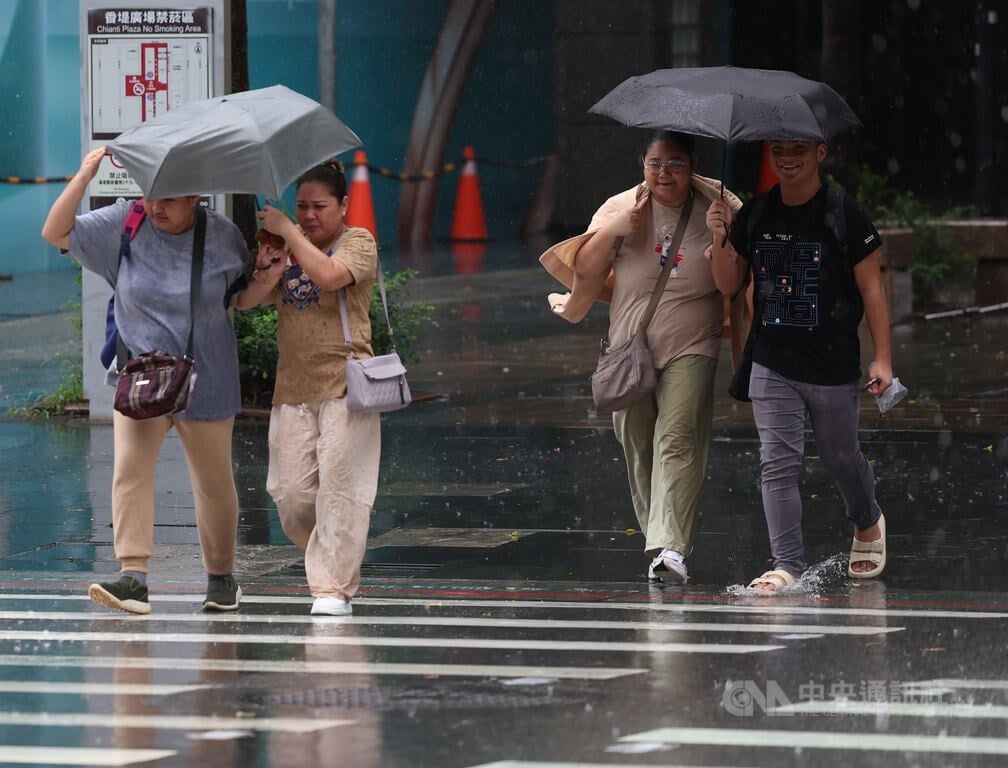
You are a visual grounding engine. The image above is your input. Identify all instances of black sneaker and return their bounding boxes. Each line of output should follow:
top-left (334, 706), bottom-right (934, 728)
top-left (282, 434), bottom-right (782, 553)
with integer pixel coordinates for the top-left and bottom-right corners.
top-left (88, 575), bottom-right (151, 615)
top-left (203, 575), bottom-right (241, 612)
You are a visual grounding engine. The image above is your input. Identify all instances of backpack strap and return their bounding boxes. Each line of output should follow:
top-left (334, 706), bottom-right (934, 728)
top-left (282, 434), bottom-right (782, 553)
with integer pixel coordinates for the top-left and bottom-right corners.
top-left (825, 187), bottom-right (848, 259)
top-left (118, 200), bottom-right (147, 266)
top-left (824, 186), bottom-right (861, 315)
top-left (103, 201), bottom-right (149, 369)
top-left (744, 191), bottom-right (771, 250)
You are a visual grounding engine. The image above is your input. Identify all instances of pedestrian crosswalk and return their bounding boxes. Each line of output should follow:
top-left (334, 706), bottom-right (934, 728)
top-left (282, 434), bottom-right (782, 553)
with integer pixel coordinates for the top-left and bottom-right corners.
top-left (0, 590), bottom-right (1004, 766)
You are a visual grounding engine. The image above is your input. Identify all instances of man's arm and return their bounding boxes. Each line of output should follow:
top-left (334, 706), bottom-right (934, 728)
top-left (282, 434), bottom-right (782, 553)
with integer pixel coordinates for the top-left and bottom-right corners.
top-left (854, 249), bottom-right (893, 395)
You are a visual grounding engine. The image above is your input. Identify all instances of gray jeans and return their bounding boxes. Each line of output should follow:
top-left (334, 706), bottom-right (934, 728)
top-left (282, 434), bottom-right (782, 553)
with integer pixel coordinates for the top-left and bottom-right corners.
top-left (749, 362), bottom-right (882, 577)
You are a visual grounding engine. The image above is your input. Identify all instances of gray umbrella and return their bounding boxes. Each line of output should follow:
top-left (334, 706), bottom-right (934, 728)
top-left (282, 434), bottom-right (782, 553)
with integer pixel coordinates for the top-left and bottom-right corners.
top-left (589, 65), bottom-right (862, 142)
top-left (108, 85), bottom-right (362, 200)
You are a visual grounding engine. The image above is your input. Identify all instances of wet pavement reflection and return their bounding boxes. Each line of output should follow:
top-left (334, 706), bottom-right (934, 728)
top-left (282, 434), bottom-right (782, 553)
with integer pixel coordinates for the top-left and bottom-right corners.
top-left (1, 263), bottom-right (1007, 767)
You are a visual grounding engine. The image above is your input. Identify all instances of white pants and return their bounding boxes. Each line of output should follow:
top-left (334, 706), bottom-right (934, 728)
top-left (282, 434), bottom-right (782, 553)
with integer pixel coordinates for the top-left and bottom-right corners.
top-left (266, 399), bottom-right (381, 600)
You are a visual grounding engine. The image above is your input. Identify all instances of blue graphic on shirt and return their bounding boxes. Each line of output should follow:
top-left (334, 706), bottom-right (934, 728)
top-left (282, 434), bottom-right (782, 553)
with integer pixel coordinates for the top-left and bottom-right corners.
top-left (280, 265), bottom-right (320, 309)
top-left (756, 240), bottom-right (822, 329)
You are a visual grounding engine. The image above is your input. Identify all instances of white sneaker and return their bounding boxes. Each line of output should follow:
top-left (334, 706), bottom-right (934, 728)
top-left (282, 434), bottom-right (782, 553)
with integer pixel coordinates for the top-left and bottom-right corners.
top-left (310, 596), bottom-right (352, 616)
top-left (648, 549), bottom-right (688, 584)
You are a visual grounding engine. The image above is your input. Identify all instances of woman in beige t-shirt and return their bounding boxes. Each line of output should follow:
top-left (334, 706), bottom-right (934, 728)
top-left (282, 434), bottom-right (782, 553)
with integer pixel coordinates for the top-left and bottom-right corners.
top-left (236, 160), bottom-right (379, 616)
top-left (542, 131), bottom-right (742, 585)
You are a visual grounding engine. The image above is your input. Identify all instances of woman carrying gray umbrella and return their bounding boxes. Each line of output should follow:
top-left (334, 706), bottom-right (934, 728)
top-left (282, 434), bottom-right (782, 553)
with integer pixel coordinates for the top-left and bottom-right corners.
top-left (234, 159), bottom-right (379, 617)
top-left (541, 131), bottom-right (744, 585)
top-left (41, 146), bottom-right (252, 615)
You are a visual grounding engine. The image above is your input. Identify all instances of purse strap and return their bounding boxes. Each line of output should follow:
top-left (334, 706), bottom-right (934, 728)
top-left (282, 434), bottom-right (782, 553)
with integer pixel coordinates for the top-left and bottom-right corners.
top-left (116, 205), bottom-right (206, 366)
top-left (640, 190), bottom-right (694, 331)
top-left (338, 261), bottom-right (391, 357)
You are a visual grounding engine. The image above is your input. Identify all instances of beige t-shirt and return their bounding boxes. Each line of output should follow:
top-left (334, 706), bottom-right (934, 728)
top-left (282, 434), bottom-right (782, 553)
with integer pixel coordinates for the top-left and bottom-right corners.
top-left (607, 191), bottom-right (722, 370)
top-left (272, 226), bottom-right (378, 404)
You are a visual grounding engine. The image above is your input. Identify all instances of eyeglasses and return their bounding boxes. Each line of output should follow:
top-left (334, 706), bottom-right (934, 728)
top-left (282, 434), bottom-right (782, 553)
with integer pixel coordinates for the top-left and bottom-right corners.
top-left (645, 159), bottom-right (688, 174)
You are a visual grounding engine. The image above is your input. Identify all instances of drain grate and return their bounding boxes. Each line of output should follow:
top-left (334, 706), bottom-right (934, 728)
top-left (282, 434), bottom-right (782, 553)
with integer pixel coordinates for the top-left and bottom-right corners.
top-left (271, 683), bottom-right (582, 711)
top-left (359, 562), bottom-right (442, 575)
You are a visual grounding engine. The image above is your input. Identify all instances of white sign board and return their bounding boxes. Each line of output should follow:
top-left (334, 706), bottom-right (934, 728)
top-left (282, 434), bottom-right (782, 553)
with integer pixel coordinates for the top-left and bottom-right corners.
top-left (84, 6), bottom-right (215, 202)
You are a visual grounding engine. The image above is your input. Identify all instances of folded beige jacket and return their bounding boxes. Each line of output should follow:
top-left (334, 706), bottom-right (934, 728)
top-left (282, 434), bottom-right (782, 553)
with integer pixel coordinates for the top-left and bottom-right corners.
top-left (539, 173), bottom-right (752, 370)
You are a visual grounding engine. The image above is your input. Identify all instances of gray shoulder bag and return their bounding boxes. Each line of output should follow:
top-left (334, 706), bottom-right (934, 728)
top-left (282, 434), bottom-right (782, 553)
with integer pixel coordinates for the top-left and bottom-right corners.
top-left (338, 263), bottom-right (412, 413)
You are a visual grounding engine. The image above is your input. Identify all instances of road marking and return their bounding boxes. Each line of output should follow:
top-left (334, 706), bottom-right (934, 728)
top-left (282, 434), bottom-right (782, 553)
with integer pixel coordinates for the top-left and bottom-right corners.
top-left (467, 763), bottom-right (759, 768)
top-left (905, 679), bottom-right (1008, 691)
top-left (0, 746), bottom-right (175, 766)
top-left (0, 712), bottom-right (351, 733)
top-left (0, 629), bottom-right (783, 654)
top-left (0, 681), bottom-right (210, 696)
top-left (0, 611), bottom-right (901, 636)
top-left (0, 654), bottom-right (644, 680)
top-left (1, 593), bottom-right (1002, 620)
top-left (621, 727), bottom-right (1008, 755)
top-left (774, 700), bottom-right (1008, 719)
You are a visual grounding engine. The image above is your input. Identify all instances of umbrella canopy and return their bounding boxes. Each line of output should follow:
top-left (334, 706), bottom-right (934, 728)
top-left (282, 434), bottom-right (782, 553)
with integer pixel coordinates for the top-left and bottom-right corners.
top-left (589, 65), bottom-right (862, 143)
top-left (108, 85), bottom-right (362, 200)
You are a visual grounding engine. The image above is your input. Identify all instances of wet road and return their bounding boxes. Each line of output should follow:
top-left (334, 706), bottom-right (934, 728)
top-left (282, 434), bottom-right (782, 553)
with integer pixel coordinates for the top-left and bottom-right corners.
top-left (1, 261), bottom-right (1007, 767)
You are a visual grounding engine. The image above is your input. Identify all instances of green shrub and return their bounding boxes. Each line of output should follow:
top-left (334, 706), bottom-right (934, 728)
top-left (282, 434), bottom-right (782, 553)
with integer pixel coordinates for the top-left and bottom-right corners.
top-left (830, 166), bottom-right (975, 308)
top-left (233, 304), bottom-right (279, 407)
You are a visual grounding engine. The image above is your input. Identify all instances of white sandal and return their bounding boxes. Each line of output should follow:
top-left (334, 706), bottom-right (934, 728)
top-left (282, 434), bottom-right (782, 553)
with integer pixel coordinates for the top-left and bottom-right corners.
top-left (746, 569), bottom-right (796, 595)
top-left (849, 513), bottom-right (886, 579)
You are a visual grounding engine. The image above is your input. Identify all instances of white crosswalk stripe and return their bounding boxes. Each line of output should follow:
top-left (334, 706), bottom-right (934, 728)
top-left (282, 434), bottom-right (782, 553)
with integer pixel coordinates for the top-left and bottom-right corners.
top-left (0, 589), bottom-right (1003, 766)
top-left (0, 653), bottom-right (642, 680)
top-left (0, 610), bottom-right (902, 635)
top-left (0, 746), bottom-right (176, 766)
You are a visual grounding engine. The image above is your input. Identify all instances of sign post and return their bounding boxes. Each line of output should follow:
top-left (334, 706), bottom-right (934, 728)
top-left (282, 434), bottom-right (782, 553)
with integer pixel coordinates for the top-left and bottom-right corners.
top-left (78, 1), bottom-right (226, 420)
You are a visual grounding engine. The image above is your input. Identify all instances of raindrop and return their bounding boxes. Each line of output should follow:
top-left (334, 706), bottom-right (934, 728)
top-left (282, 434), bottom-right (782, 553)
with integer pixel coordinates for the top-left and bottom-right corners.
top-left (955, 157), bottom-right (966, 173)
top-left (871, 34), bottom-right (888, 52)
top-left (887, 157), bottom-right (901, 175)
top-left (1001, 106), bottom-right (1008, 123)
top-left (906, 0), bottom-right (921, 9)
top-left (948, 131), bottom-right (963, 148)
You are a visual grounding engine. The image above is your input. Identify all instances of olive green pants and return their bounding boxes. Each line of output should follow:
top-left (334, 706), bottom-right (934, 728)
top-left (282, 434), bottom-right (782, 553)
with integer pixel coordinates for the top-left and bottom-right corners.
top-left (613, 354), bottom-right (718, 556)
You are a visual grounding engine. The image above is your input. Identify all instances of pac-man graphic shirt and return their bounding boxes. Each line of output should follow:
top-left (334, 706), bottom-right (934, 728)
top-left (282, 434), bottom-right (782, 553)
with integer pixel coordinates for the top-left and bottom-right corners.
top-left (730, 186), bottom-right (882, 385)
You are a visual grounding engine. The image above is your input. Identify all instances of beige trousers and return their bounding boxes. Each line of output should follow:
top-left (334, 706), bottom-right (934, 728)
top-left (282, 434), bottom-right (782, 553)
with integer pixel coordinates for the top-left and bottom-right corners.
top-left (111, 412), bottom-right (239, 575)
top-left (267, 399), bottom-right (381, 601)
top-left (612, 354), bottom-right (717, 556)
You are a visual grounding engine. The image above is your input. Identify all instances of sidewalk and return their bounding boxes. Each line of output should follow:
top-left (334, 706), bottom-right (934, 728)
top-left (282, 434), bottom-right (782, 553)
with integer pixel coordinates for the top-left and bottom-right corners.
top-left (0, 263), bottom-right (1006, 595)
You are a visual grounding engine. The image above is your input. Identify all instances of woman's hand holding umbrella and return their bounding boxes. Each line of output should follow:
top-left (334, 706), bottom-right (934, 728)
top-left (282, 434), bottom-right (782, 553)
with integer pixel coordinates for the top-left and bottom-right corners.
top-left (256, 204), bottom-right (299, 243)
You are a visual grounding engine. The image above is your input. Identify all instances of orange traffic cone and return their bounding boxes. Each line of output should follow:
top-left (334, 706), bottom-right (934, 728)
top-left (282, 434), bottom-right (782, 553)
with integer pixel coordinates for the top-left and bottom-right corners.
top-left (345, 150), bottom-right (379, 242)
top-left (450, 146), bottom-right (488, 241)
top-left (756, 141), bottom-right (777, 194)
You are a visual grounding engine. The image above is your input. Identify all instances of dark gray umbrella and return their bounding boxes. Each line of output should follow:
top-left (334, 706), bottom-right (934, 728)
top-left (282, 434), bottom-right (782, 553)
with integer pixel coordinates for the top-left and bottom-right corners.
top-left (109, 85), bottom-right (361, 200)
top-left (589, 65), bottom-right (862, 143)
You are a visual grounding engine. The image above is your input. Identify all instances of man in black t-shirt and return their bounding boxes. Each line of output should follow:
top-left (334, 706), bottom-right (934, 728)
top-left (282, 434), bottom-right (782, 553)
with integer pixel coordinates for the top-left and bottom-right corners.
top-left (706, 140), bottom-right (893, 594)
